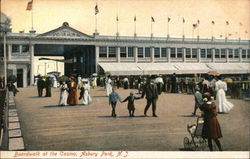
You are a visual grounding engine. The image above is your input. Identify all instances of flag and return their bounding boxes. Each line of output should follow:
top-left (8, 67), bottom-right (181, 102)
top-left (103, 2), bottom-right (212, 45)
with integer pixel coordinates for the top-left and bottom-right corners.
top-left (183, 18), bottom-right (185, 23)
top-left (197, 20), bottom-right (200, 24)
top-left (116, 16), bottom-right (119, 21)
top-left (26, 0), bottom-right (33, 11)
top-left (212, 21), bottom-right (215, 25)
top-left (226, 21), bottom-right (229, 25)
top-left (95, 4), bottom-right (99, 15)
top-left (239, 22), bottom-right (243, 26)
top-left (134, 16), bottom-right (136, 22)
top-left (193, 23), bottom-right (198, 29)
top-left (151, 16), bottom-right (155, 22)
top-left (168, 17), bottom-right (171, 22)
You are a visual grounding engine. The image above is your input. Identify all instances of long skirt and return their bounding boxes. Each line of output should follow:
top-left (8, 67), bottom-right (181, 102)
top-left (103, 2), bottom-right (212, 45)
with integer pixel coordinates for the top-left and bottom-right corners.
top-left (216, 89), bottom-right (234, 113)
top-left (59, 90), bottom-right (68, 106)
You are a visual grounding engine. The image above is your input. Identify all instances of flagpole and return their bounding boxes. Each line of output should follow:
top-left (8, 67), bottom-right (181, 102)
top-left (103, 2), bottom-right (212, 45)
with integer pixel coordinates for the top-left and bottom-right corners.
top-left (225, 21), bottom-right (228, 39)
top-left (151, 20), bottom-right (152, 36)
top-left (182, 22), bottom-right (184, 37)
top-left (31, 0), bottom-right (34, 30)
top-left (197, 25), bottom-right (199, 37)
top-left (167, 20), bottom-right (169, 37)
top-left (95, 14), bottom-right (97, 33)
top-left (211, 23), bottom-right (214, 38)
top-left (134, 17), bottom-right (136, 36)
top-left (116, 15), bottom-right (119, 36)
top-left (238, 23), bottom-right (241, 39)
top-left (182, 18), bottom-right (185, 38)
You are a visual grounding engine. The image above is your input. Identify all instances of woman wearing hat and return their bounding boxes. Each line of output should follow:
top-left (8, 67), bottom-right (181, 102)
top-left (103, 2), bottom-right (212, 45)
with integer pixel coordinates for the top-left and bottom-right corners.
top-left (79, 79), bottom-right (92, 105)
top-left (200, 92), bottom-right (223, 151)
top-left (215, 76), bottom-right (234, 113)
top-left (68, 77), bottom-right (78, 105)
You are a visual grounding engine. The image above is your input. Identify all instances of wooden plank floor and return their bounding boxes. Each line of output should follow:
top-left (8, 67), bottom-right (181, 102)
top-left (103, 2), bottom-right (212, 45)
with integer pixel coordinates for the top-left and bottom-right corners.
top-left (15, 86), bottom-right (249, 151)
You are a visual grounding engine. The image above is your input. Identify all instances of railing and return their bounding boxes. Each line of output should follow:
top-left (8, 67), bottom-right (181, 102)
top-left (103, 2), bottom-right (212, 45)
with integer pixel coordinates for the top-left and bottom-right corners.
top-left (0, 88), bottom-right (8, 150)
top-left (227, 81), bottom-right (250, 99)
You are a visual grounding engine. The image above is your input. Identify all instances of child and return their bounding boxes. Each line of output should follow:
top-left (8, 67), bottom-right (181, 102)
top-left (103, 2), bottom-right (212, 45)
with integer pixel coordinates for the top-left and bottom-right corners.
top-left (122, 92), bottom-right (141, 117)
top-left (192, 85), bottom-right (203, 115)
top-left (109, 88), bottom-right (121, 117)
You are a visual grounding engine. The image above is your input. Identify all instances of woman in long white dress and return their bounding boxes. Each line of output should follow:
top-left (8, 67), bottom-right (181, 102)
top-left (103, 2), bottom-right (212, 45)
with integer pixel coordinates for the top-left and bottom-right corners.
top-left (106, 76), bottom-right (113, 96)
top-left (58, 82), bottom-right (69, 106)
top-left (52, 75), bottom-right (58, 88)
top-left (79, 79), bottom-right (92, 105)
top-left (215, 78), bottom-right (234, 113)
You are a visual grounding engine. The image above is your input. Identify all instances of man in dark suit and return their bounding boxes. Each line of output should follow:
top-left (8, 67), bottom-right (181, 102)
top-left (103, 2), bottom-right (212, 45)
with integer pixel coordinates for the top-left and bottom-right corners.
top-left (171, 73), bottom-right (177, 93)
top-left (141, 76), bottom-right (159, 117)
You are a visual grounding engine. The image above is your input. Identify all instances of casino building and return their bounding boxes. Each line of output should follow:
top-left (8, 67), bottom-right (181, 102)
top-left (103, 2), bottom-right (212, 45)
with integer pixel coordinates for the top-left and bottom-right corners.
top-left (1, 22), bottom-right (250, 87)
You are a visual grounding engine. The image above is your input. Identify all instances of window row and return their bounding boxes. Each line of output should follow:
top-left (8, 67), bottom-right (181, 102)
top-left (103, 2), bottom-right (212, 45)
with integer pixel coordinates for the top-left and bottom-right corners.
top-left (99, 46), bottom-right (250, 59)
top-left (12, 45), bottom-right (29, 53)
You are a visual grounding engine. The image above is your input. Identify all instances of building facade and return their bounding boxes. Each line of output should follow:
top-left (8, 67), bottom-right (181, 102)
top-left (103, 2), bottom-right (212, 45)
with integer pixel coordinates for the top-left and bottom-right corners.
top-left (1, 22), bottom-right (250, 87)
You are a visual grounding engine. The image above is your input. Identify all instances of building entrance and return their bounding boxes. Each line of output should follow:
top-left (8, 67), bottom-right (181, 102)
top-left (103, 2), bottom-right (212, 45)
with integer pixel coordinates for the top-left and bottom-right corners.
top-left (35, 44), bottom-right (96, 77)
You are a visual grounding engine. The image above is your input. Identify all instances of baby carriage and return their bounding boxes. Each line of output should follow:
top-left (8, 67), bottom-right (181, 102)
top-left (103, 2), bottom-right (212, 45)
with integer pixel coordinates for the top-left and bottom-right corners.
top-left (183, 116), bottom-right (207, 151)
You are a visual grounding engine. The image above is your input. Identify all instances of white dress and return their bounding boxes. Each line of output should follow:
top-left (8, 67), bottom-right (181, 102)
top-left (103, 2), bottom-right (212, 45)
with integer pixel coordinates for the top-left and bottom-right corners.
top-left (106, 78), bottom-right (112, 96)
top-left (83, 83), bottom-right (92, 105)
top-left (215, 80), bottom-right (234, 113)
top-left (52, 76), bottom-right (58, 88)
top-left (58, 83), bottom-right (69, 106)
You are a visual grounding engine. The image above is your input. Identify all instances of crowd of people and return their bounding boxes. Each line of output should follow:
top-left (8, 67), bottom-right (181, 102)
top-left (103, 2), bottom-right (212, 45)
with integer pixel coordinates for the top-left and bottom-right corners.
top-left (2, 72), bottom-right (249, 152)
top-left (35, 75), bottom-right (93, 106)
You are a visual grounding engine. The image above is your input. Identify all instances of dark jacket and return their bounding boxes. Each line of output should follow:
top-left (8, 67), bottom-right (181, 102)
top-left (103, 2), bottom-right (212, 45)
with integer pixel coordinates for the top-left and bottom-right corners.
top-left (141, 83), bottom-right (158, 100)
top-left (122, 95), bottom-right (140, 110)
top-left (200, 102), bottom-right (222, 139)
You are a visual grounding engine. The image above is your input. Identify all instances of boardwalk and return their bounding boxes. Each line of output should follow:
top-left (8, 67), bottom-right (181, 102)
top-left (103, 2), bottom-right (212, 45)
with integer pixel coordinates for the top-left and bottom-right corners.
top-left (14, 86), bottom-right (249, 151)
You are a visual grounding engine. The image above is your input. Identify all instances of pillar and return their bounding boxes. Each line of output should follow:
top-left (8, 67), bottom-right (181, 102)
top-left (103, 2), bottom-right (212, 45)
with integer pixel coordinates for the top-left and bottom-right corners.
top-left (167, 47), bottom-right (171, 63)
top-left (95, 46), bottom-right (99, 73)
top-left (212, 48), bottom-right (215, 63)
top-left (226, 48), bottom-right (229, 63)
top-left (30, 44), bottom-right (34, 85)
top-left (116, 47), bottom-right (120, 63)
top-left (183, 47), bottom-right (186, 62)
top-left (8, 44), bottom-right (11, 60)
top-left (23, 66), bottom-right (28, 87)
top-left (197, 48), bottom-right (201, 63)
top-left (134, 47), bottom-right (138, 63)
top-left (151, 47), bottom-right (155, 63)
top-left (239, 48), bottom-right (242, 62)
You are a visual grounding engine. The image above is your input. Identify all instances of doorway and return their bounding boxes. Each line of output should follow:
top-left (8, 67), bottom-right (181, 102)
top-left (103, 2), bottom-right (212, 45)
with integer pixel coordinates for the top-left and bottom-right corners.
top-left (17, 69), bottom-right (23, 87)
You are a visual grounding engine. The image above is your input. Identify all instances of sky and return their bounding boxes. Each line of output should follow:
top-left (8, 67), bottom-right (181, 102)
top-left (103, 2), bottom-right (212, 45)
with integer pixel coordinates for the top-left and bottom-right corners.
top-left (1, 0), bottom-right (250, 39)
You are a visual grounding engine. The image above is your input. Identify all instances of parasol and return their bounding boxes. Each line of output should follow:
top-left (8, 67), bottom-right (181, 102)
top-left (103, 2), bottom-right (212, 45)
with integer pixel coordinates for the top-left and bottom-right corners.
top-left (207, 71), bottom-right (220, 76)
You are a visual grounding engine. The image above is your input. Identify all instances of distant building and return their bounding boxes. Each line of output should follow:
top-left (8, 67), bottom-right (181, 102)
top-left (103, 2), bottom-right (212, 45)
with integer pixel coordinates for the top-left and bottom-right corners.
top-left (0, 22), bottom-right (249, 87)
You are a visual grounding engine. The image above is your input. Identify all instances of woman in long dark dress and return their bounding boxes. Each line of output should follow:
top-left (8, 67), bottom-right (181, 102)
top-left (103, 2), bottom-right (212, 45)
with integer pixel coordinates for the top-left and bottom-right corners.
top-left (200, 92), bottom-right (223, 151)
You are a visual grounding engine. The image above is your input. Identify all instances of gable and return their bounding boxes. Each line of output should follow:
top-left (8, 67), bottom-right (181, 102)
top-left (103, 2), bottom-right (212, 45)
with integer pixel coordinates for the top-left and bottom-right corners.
top-left (37, 22), bottom-right (93, 38)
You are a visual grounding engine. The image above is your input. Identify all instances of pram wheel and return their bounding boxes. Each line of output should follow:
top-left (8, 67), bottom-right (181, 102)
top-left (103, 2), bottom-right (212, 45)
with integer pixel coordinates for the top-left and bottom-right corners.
top-left (183, 137), bottom-right (190, 149)
top-left (199, 138), bottom-right (207, 150)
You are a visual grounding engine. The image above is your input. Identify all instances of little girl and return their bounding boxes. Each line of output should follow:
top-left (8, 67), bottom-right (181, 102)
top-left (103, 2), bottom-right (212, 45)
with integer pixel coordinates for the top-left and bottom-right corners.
top-left (122, 92), bottom-right (141, 117)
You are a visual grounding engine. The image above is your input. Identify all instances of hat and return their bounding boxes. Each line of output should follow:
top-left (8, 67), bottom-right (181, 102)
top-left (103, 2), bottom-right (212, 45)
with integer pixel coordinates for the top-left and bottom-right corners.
top-left (203, 92), bottom-right (211, 99)
top-left (82, 78), bottom-right (88, 82)
top-left (195, 85), bottom-right (200, 91)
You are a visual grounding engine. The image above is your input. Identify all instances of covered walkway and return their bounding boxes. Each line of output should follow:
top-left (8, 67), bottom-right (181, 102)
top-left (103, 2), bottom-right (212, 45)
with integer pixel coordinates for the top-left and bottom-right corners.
top-left (98, 63), bottom-right (250, 75)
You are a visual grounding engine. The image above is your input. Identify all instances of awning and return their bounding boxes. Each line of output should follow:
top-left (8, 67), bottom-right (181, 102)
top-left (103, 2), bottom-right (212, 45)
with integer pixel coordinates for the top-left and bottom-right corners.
top-left (206, 63), bottom-right (250, 74)
top-left (98, 62), bottom-right (250, 76)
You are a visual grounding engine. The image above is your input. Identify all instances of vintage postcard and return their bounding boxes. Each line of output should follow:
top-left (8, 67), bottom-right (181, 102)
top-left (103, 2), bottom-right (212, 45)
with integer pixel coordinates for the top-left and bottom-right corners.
top-left (0, 0), bottom-right (249, 158)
